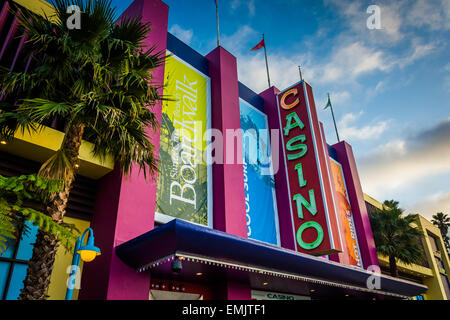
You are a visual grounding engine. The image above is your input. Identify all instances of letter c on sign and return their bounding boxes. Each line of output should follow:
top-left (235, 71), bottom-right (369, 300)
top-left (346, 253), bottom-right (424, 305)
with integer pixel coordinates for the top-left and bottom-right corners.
top-left (281, 88), bottom-right (299, 110)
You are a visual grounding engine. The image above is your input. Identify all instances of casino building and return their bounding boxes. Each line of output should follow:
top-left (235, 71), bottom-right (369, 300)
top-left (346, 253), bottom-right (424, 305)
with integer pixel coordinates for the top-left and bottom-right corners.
top-left (0, 0), bottom-right (429, 300)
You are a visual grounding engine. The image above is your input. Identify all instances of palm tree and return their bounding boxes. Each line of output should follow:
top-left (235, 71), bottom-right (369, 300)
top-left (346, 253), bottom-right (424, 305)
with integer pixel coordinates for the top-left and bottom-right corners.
top-left (369, 200), bottom-right (424, 277)
top-left (431, 212), bottom-right (450, 251)
top-left (0, 0), bottom-right (165, 299)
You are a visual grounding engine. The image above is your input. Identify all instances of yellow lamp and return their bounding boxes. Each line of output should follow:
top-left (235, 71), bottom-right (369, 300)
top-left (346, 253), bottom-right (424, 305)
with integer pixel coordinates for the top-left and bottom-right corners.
top-left (77, 233), bottom-right (101, 262)
top-left (66, 227), bottom-right (101, 300)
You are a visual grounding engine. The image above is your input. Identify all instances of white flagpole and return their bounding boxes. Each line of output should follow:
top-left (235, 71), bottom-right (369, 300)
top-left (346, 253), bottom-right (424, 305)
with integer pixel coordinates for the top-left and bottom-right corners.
top-left (216, 0), bottom-right (220, 47)
top-left (262, 34), bottom-right (271, 87)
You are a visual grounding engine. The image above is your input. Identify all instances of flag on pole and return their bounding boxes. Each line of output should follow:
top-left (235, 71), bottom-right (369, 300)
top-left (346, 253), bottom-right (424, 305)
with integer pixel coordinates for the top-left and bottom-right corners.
top-left (324, 94), bottom-right (332, 109)
top-left (324, 93), bottom-right (340, 142)
top-left (250, 38), bottom-right (265, 51)
top-left (250, 34), bottom-right (271, 87)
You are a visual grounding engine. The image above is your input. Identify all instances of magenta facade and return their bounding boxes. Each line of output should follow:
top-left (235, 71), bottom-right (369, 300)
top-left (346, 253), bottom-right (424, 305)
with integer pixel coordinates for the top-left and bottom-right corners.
top-left (78, 0), bottom-right (381, 300)
top-left (332, 141), bottom-right (380, 268)
top-left (80, 0), bottom-right (170, 300)
top-left (0, 0), bottom-right (431, 301)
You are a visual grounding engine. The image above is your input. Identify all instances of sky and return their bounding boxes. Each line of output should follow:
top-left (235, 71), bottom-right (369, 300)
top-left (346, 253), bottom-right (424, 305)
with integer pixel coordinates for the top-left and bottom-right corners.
top-left (111, 0), bottom-right (450, 222)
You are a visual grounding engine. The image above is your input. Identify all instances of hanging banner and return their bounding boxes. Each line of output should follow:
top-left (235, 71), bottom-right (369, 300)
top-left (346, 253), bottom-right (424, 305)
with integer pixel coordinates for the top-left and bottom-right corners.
top-left (240, 99), bottom-right (280, 245)
top-left (277, 81), bottom-right (342, 255)
top-left (155, 54), bottom-right (211, 226)
top-left (330, 158), bottom-right (363, 268)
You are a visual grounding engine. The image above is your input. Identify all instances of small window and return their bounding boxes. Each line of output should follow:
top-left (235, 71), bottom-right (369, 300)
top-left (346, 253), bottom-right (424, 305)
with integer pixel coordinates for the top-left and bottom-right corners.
top-left (0, 221), bottom-right (39, 300)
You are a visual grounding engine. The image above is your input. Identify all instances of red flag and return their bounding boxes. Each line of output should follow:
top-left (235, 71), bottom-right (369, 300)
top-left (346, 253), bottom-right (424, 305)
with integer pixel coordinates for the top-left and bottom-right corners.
top-left (250, 39), bottom-right (265, 51)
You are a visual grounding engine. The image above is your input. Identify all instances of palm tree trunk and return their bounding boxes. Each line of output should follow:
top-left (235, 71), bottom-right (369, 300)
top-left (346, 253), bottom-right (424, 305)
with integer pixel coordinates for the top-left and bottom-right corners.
top-left (19, 123), bottom-right (85, 300)
top-left (389, 255), bottom-right (398, 277)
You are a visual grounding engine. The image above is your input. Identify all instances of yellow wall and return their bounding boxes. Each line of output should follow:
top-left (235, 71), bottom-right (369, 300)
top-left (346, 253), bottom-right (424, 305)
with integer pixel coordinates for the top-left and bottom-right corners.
top-left (377, 254), bottom-right (433, 278)
top-left (12, 0), bottom-right (56, 19)
top-left (46, 217), bottom-right (90, 300)
top-left (364, 193), bottom-right (385, 210)
top-left (416, 216), bottom-right (450, 300)
top-left (0, 125), bottom-right (114, 180)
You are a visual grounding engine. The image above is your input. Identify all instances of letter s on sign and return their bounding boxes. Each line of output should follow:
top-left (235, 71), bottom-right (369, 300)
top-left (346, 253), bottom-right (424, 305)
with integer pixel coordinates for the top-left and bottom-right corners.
top-left (281, 88), bottom-right (300, 110)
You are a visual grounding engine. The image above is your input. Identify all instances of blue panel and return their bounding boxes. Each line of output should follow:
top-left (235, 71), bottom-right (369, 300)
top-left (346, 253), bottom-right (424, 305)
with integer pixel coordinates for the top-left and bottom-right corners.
top-left (328, 144), bottom-right (338, 161)
top-left (166, 32), bottom-right (209, 76)
top-left (16, 221), bottom-right (38, 261)
top-left (0, 261), bottom-right (11, 298)
top-left (238, 82), bottom-right (264, 113)
top-left (0, 237), bottom-right (16, 259)
top-left (5, 263), bottom-right (28, 300)
top-left (239, 99), bottom-right (279, 246)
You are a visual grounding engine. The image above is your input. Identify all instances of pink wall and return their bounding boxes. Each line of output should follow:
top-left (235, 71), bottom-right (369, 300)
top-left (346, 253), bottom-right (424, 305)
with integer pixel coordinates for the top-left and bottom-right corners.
top-left (332, 141), bottom-right (379, 268)
top-left (206, 46), bottom-right (250, 299)
top-left (79, 0), bottom-right (169, 300)
top-left (206, 47), bottom-right (248, 238)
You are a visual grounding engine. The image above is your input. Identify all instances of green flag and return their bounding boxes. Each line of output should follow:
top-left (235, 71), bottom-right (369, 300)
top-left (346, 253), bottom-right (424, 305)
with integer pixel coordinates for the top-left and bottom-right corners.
top-left (324, 93), bottom-right (332, 110)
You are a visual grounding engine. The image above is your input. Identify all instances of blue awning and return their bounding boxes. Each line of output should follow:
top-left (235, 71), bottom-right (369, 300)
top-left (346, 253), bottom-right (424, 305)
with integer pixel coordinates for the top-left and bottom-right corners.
top-left (115, 219), bottom-right (427, 298)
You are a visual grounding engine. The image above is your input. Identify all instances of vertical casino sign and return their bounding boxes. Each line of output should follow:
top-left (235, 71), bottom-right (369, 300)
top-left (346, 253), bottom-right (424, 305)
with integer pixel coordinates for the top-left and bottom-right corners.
top-left (277, 81), bottom-right (342, 255)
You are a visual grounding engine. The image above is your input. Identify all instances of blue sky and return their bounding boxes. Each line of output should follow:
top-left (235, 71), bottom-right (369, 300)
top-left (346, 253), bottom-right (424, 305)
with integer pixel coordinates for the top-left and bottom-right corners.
top-left (112, 0), bottom-right (450, 221)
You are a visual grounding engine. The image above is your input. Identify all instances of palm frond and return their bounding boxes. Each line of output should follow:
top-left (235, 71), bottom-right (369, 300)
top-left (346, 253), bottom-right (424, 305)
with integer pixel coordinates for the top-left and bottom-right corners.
top-left (38, 149), bottom-right (74, 183)
top-left (369, 200), bottom-right (424, 266)
top-left (0, 174), bottom-right (78, 252)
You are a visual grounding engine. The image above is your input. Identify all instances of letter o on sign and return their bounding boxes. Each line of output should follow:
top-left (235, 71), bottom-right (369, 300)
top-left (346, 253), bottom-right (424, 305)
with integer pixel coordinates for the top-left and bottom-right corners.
top-left (296, 221), bottom-right (324, 250)
top-left (280, 88), bottom-right (299, 110)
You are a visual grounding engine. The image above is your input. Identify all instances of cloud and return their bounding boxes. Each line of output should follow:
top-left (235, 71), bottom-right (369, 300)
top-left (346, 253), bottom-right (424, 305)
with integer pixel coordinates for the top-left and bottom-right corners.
top-left (394, 39), bottom-right (437, 68)
top-left (445, 63), bottom-right (450, 72)
top-left (445, 76), bottom-right (450, 92)
top-left (327, 0), bottom-right (450, 41)
top-left (305, 39), bottom-right (436, 85)
top-left (338, 111), bottom-right (389, 141)
top-left (169, 24), bottom-right (193, 45)
top-left (312, 42), bottom-right (388, 84)
top-left (359, 118), bottom-right (450, 194)
top-left (220, 26), bottom-right (307, 93)
top-left (221, 25), bottom-right (258, 53)
top-left (406, 0), bottom-right (450, 31)
top-left (235, 36), bottom-right (435, 93)
top-left (413, 191), bottom-right (450, 223)
top-left (230, 0), bottom-right (256, 16)
top-left (236, 52), bottom-right (307, 93)
top-left (325, 0), bottom-right (405, 43)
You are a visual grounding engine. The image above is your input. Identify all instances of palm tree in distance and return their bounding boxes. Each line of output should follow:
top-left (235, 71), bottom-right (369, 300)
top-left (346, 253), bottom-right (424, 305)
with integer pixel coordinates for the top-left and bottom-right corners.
top-left (0, 0), bottom-right (165, 299)
top-left (431, 212), bottom-right (450, 252)
top-left (369, 200), bottom-right (424, 277)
